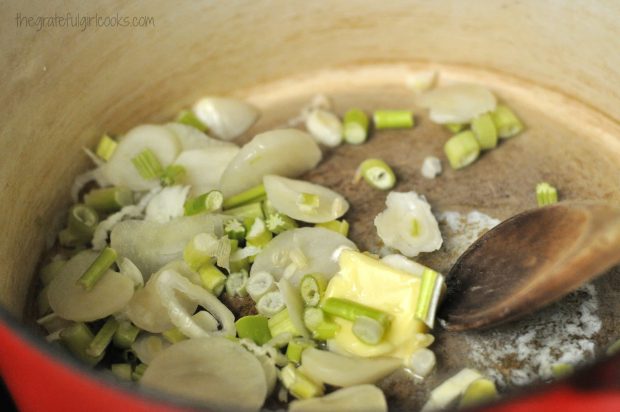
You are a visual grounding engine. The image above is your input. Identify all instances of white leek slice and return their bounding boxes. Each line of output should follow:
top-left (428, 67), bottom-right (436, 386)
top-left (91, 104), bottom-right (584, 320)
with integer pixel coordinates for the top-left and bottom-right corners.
top-left (263, 175), bottom-right (349, 223)
top-left (156, 269), bottom-right (236, 338)
top-left (300, 348), bottom-right (401, 387)
top-left (374, 191), bottom-right (442, 257)
top-left (192, 310), bottom-right (219, 332)
top-left (251, 227), bottom-right (357, 286)
top-left (192, 97), bottom-right (259, 141)
top-left (141, 337), bottom-right (267, 412)
top-left (118, 257), bottom-right (144, 288)
top-left (257, 354), bottom-right (278, 396)
top-left (103, 124), bottom-right (181, 190)
top-left (305, 109), bottom-right (343, 147)
top-left (417, 84), bottom-right (497, 124)
top-left (421, 368), bottom-right (483, 412)
top-left (131, 334), bottom-right (170, 365)
top-left (219, 129), bottom-right (322, 197)
top-left (164, 122), bottom-right (239, 150)
top-left (92, 187), bottom-right (161, 251)
top-left (48, 251), bottom-right (134, 322)
top-left (289, 384), bottom-right (387, 412)
top-left (145, 185), bottom-right (190, 223)
top-left (125, 270), bottom-right (197, 333)
top-left (110, 213), bottom-right (228, 279)
top-left (174, 146), bottom-right (240, 196)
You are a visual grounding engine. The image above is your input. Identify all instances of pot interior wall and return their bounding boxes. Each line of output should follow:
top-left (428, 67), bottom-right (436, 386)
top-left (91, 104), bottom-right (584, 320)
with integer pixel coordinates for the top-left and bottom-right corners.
top-left (1, 0), bottom-right (619, 346)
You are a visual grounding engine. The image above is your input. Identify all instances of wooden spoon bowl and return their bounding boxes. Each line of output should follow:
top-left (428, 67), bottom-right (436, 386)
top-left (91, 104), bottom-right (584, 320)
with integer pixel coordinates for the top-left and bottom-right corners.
top-left (439, 202), bottom-right (620, 331)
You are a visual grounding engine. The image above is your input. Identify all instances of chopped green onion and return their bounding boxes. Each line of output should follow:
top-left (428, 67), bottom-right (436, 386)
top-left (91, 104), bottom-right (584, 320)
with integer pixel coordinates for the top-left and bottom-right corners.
top-left (112, 321), bottom-right (140, 349)
top-left (415, 268), bottom-right (445, 328)
top-left (162, 327), bottom-right (187, 344)
top-left (183, 232), bottom-right (217, 270)
top-left (95, 134), bottom-right (118, 161)
top-left (551, 363), bottom-right (574, 379)
top-left (60, 323), bottom-right (103, 366)
top-left (303, 307), bottom-right (326, 330)
top-left (160, 164), bottom-right (186, 186)
top-left (491, 104), bottom-right (523, 139)
top-left (536, 182), bottom-right (558, 206)
top-left (84, 187), bottom-right (134, 213)
top-left (236, 315), bottom-right (272, 345)
top-left (471, 113), bottom-right (498, 149)
top-left (352, 316), bottom-right (386, 345)
top-left (224, 219), bottom-right (246, 241)
top-left (445, 123), bottom-right (465, 133)
top-left (343, 109), bottom-right (369, 144)
top-left (132, 363), bottom-right (148, 381)
top-left (229, 256), bottom-right (250, 273)
top-left (280, 364), bottom-right (324, 400)
top-left (303, 307), bottom-right (340, 340)
top-left (76, 247), bottom-right (117, 291)
top-left (199, 263), bottom-right (227, 296)
top-left (322, 297), bottom-right (392, 330)
top-left (121, 348), bottom-right (138, 364)
top-left (269, 308), bottom-right (303, 338)
top-left (110, 363), bottom-right (133, 381)
top-left (315, 219), bottom-right (349, 237)
top-left (311, 320), bottom-right (340, 341)
top-left (356, 158), bottom-right (397, 190)
top-left (266, 212), bottom-right (298, 234)
top-left (246, 271), bottom-right (276, 302)
top-left (261, 199), bottom-right (278, 217)
top-left (67, 204), bottom-right (99, 240)
top-left (131, 149), bottom-right (163, 180)
top-left (245, 217), bottom-right (273, 247)
top-left (224, 201), bottom-right (265, 220)
top-left (296, 193), bottom-right (320, 213)
top-left (458, 378), bottom-right (499, 409)
top-left (373, 110), bottom-right (414, 129)
top-left (86, 318), bottom-right (119, 357)
top-left (408, 348), bottom-right (436, 378)
top-left (286, 338), bottom-right (316, 364)
top-left (40, 259), bottom-right (66, 286)
top-left (444, 130), bottom-right (481, 169)
top-left (606, 338), bottom-right (620, 356)
top-left (176, 109), bottom-right (208, 132)
top-left (256, 291), bottom-right (285, 316)
top-left (184, 190), bottom-right (224, 216)
top-left (300, 273), bottom-right (327, 307)
top-left (226, 270), bottom-right (249, 296)
top-left (223, 184), bottom-right (266, 210)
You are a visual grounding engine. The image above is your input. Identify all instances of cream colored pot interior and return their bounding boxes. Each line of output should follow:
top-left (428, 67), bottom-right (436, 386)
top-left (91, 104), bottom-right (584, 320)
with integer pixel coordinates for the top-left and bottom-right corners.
top-left (1, 0), bottom-right (620, 319)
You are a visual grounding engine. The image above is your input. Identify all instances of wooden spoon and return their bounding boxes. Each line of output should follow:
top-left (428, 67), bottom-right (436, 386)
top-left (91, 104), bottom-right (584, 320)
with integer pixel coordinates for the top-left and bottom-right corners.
top-left (438, 202), bottom-right (620, 331)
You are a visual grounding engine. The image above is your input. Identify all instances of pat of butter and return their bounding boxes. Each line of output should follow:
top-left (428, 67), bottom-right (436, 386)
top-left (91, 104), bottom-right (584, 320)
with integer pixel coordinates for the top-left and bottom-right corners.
top-left (325, 250), bottom-right (428, 362)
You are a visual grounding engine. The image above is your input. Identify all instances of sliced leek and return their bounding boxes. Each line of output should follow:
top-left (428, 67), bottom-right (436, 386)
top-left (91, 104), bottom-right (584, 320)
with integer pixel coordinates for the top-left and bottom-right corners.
top-left (444, 130), bottom-right (480, 169)
top-left (414, 268), bottom-right (445, 328)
